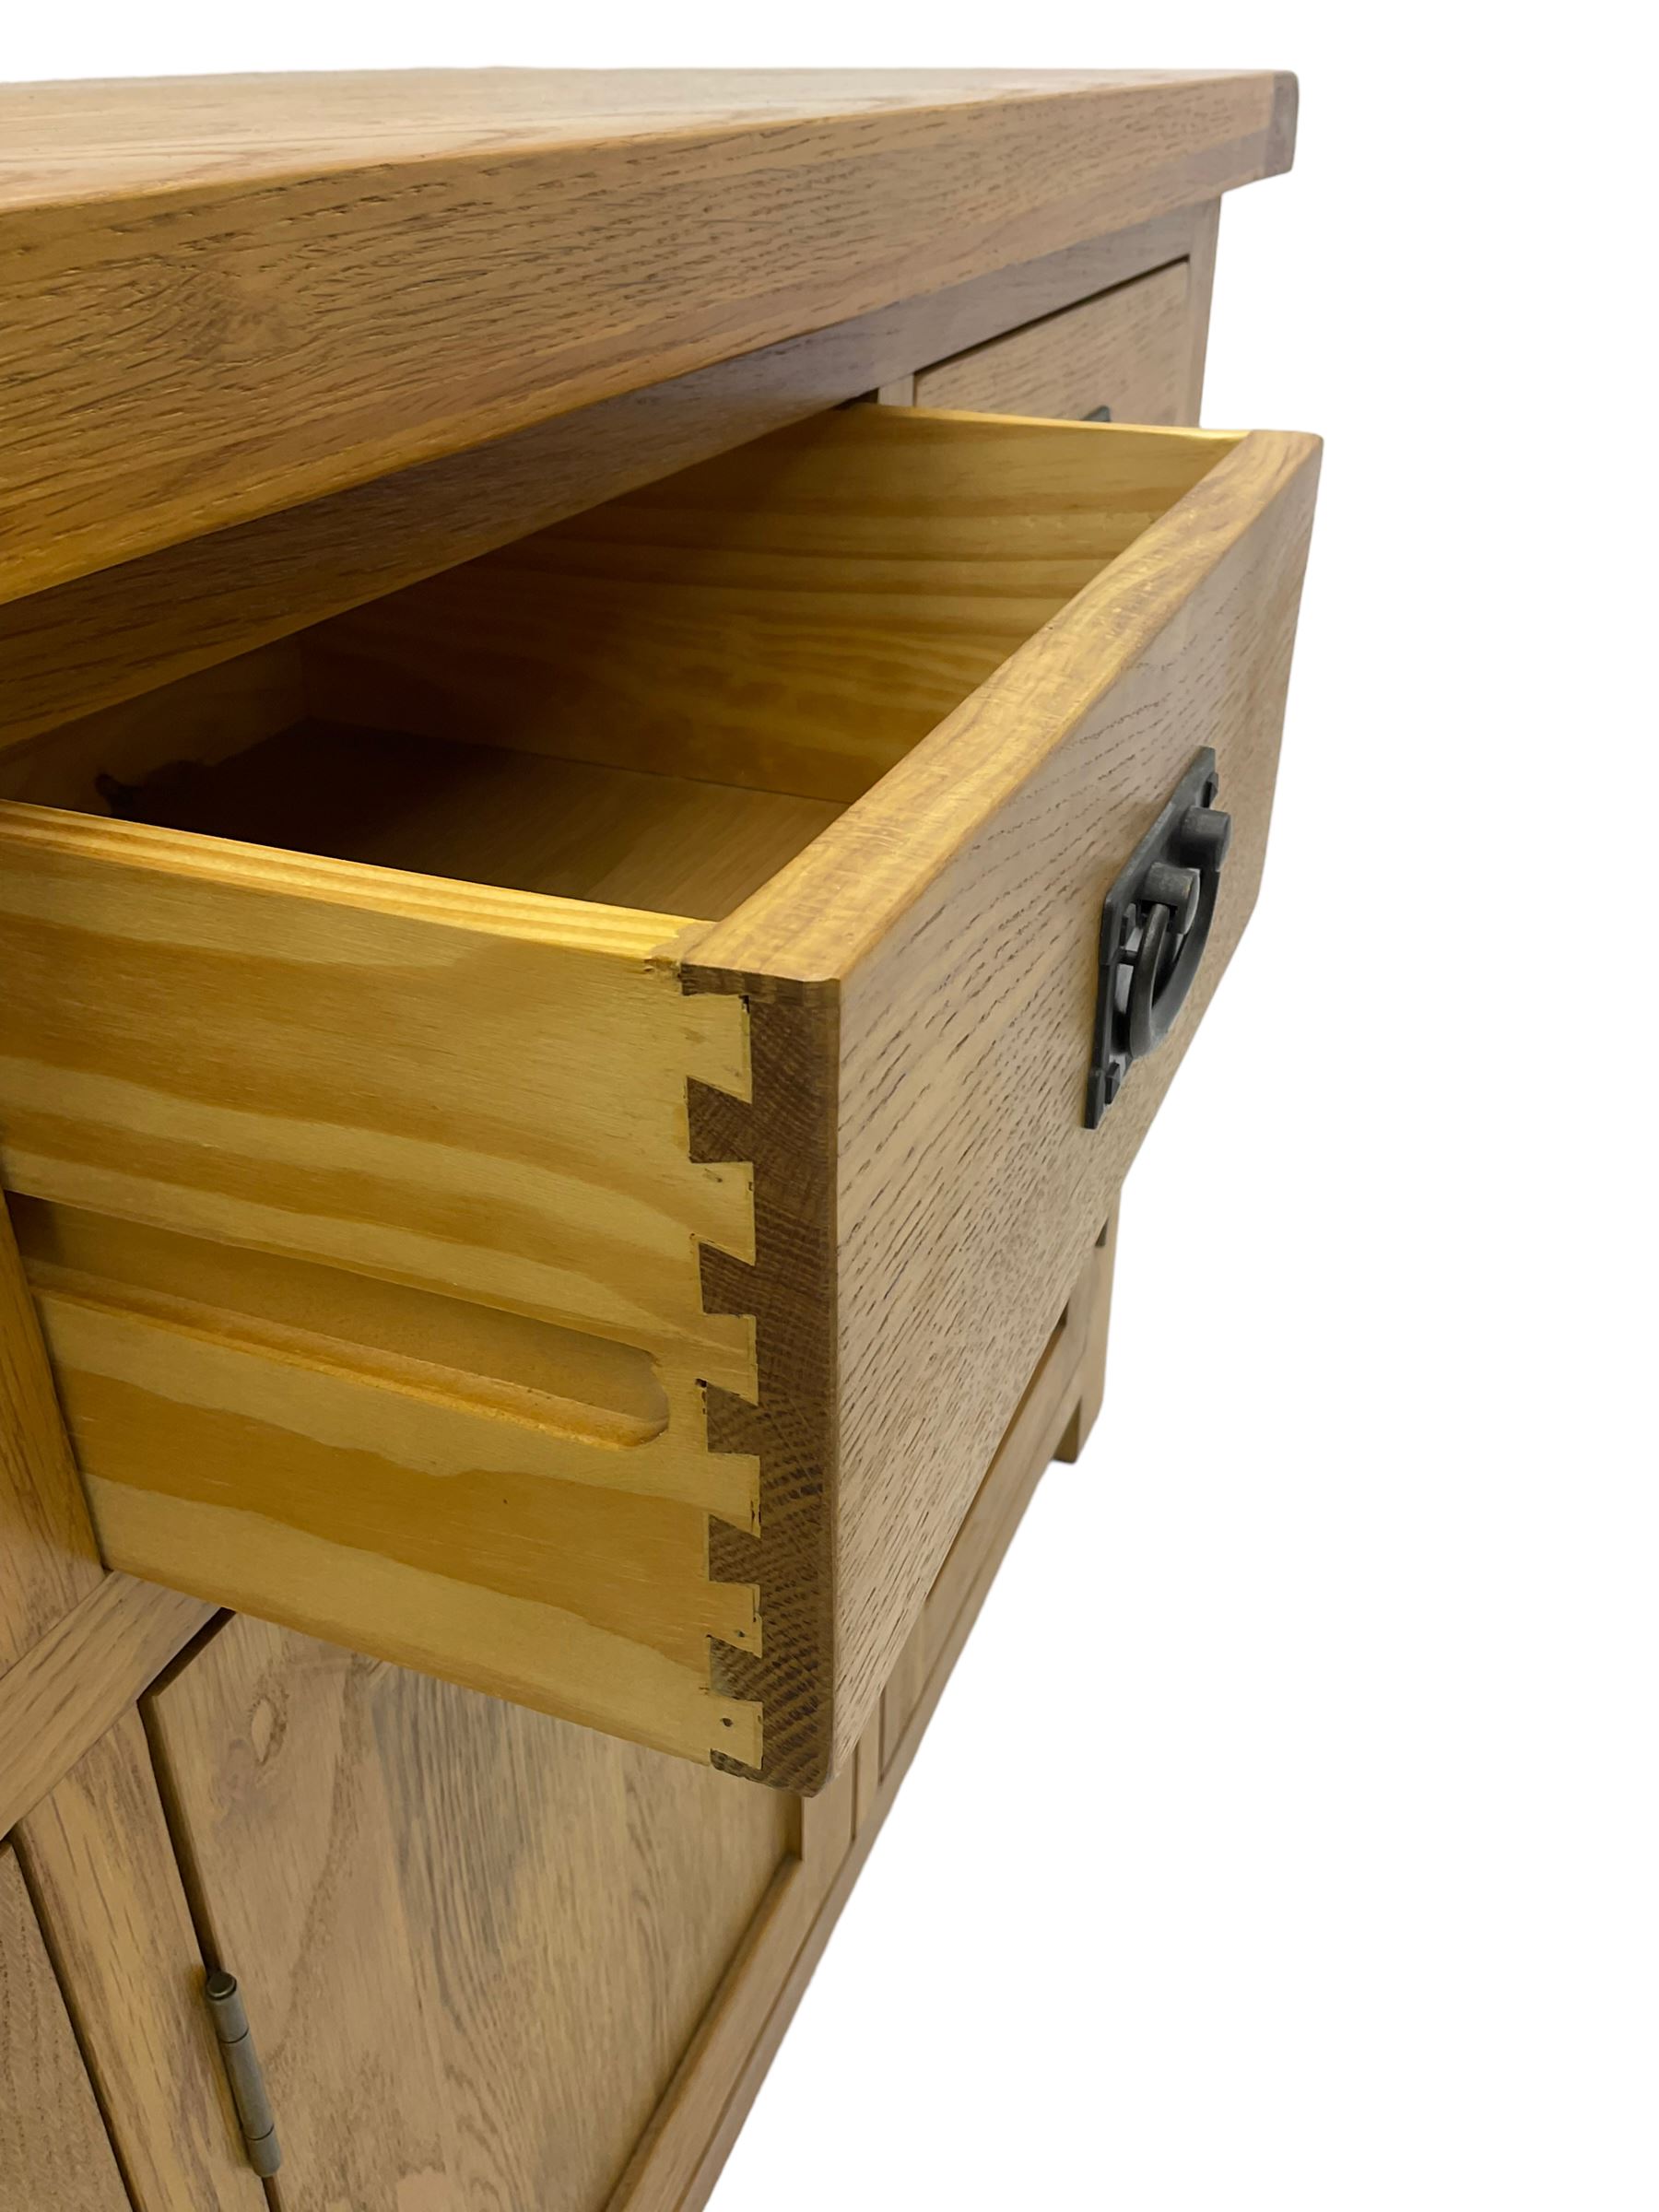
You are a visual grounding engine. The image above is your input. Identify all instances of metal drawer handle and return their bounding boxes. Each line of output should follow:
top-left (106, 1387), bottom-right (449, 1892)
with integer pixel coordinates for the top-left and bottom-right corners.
top-left (1084, 748), bottom-right (1231, 1126)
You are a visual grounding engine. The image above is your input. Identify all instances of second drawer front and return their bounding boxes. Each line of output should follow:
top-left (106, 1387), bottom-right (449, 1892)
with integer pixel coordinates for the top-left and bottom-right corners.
top-left (914, 260), bottom-right (1197, 424)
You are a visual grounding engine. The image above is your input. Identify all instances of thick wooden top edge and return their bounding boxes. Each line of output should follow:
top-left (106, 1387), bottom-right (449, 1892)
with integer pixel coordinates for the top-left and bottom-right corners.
top-left (0, 69), bottom-right (1293, 210)
top-left (0, 65), bottom-right (1296, 606)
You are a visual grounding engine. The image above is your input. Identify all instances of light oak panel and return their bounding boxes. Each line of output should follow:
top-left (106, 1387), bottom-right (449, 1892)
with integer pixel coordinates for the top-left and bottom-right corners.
top-left (145, 1615), bottom-right (796, 2212)
top-left (14, 1710), bottom-right (266, 2212)
top-left (0, 72), bottom-right (1295, 600)
top-left (915, 258), bottom-right (1196, 424)
top-left (0, 1842), bottom-right (130, 2212)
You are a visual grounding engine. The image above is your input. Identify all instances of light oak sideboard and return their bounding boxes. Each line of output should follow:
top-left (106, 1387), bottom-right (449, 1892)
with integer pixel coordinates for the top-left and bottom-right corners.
top-left (0, 71), bottom-right (1319, 2210)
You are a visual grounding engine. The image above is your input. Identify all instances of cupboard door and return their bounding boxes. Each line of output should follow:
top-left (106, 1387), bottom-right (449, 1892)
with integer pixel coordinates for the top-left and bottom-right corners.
top-left (144, 1616), bottom-right (798, 2211)
top-left (14, 1712), bottom-right (266, 2212)
top-left (0, 1841), bottom-right (131, 2212)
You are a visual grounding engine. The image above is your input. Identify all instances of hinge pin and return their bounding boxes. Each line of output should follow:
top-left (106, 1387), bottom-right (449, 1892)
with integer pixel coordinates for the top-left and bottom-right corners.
top-left (205, 1969), bottom-right (281, 2178)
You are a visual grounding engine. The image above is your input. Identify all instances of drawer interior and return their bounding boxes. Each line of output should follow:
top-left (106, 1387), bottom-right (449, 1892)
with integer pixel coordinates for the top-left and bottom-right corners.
top-left (87, 721), bottom-right (848, 925)
top-left (2, 407), bottom-right (1232, 924)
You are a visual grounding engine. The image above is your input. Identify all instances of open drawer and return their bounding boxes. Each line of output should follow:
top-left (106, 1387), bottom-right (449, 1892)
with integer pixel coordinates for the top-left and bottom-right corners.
top-left (0, 407), bottom-right (1319, 1789)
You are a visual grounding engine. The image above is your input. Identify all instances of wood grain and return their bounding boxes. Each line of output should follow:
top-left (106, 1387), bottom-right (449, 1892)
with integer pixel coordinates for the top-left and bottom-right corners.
top-left (0, 1573), bottom-right (214, 1837)
top-left (690, 419), bottom-right (1322, 1769)
top-left (301, 407), bottom-right (1227, 805)
top-left (0, 1191), bottom-right (107, 1679)
top-left (915, 259), bottom-right (1196, 424)
top-left (0, 72), bottom-right (1295, 601)
top-left (0, 811), bottom-right (752, 1374)
top-left (14, 1709), bottom-right (266, 2211)
top-left (0, 206), bottom-right (1216, 759)
top-left (13, 1194), bottom-right (670, 1438)
top-left (144, 1613), bottom-right (795, 2212)
top-left (39, 1285), bottom-right (764, 1767)
top-left (0, 1841), bottom-right (130, 2212)
top-left (0, 809), bottom-right (762, 1760)
top-left (0, 73), bottom-right (1310, 2210)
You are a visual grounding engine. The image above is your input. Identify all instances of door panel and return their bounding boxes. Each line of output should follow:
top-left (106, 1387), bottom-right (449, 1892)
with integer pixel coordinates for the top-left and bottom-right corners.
top-left (12, 1712), bottom-right (265, 2212)
top-left (0, 1841), bottom-right (132, 2212)
top-left (145, 1614), bottom-right (795, 2212)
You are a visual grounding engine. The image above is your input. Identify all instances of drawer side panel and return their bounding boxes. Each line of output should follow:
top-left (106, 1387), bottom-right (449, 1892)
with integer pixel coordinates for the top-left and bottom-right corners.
top-left (0, 832), bottom-right (769, 1765)
top-left (0, 824), bottom-right (752, 1376)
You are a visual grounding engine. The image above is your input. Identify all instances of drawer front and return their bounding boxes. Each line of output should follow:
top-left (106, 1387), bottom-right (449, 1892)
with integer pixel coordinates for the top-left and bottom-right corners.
top-left (686, 410), bottom-right (1320, 1771)
top-left (0, 406), bottom-right (1317, 1792)
top-left (914, 260), bottom-right (1200, 424)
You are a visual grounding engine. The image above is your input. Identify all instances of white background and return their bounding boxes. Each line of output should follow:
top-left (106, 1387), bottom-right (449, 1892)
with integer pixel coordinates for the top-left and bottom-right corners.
top-left (7, 7), bottom-right (1654, 2206)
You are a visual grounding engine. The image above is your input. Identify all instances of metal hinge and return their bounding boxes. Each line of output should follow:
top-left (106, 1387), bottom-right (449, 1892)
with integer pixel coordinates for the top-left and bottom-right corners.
top-left (205, 1970), bottom-right (282, 2179)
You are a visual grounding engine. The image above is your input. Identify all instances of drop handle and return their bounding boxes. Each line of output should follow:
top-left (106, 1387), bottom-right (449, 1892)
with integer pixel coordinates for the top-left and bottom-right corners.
top-left (1084, 750), bottom-right (1231, 1126)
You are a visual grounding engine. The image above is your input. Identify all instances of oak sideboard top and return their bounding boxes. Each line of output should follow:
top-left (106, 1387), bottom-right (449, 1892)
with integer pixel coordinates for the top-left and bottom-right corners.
top-left (0, 68), bottom-right (1296, 602)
